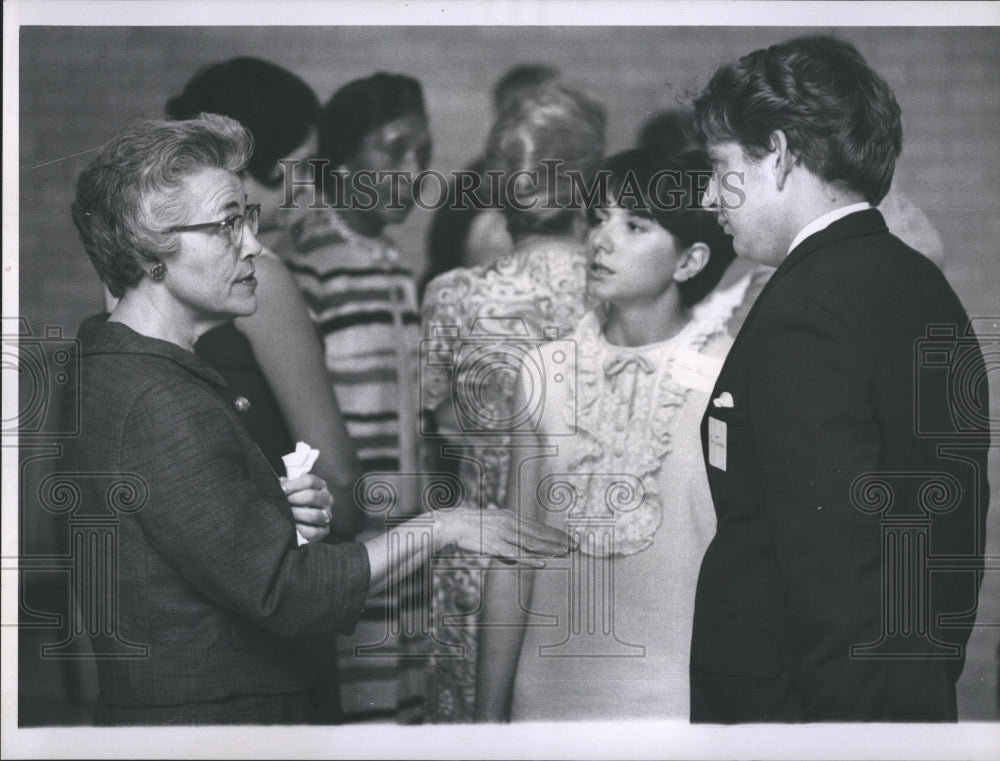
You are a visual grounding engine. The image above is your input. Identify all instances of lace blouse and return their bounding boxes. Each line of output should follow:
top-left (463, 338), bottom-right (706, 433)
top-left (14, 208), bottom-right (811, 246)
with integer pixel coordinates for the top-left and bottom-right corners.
top-left (532, 305), bottom-right (735, 557)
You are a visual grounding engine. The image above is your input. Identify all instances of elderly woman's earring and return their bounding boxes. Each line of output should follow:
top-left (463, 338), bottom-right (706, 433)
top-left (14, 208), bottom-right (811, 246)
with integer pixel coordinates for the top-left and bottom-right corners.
top-left (149, 261), bottom-right (167, 282)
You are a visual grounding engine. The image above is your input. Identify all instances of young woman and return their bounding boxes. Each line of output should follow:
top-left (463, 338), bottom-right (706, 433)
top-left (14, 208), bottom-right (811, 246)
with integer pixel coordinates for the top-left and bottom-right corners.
top-left (475, 147), bottom-right (738, 721)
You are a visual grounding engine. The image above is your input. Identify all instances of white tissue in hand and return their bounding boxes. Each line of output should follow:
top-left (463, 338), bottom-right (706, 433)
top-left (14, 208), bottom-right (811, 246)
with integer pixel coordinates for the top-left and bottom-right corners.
top-left (282, 442), bottom-right (321, 545)
top-left (282, 441), bottom-right (320, 480)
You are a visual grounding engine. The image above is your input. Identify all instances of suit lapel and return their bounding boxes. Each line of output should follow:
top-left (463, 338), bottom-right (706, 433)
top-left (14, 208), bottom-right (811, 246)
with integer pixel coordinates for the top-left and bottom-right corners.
top-left (772, 208), bottom-right (889, 283)
top-left (711, 209), bottom-right (890, 392)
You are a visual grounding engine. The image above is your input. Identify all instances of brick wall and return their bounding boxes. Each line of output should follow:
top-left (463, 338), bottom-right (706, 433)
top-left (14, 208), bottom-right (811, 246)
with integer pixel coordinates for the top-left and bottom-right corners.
top-left (15, 25), bottom-right (1000, 723)
top-left (19, 26), bottom-right (1000, 329)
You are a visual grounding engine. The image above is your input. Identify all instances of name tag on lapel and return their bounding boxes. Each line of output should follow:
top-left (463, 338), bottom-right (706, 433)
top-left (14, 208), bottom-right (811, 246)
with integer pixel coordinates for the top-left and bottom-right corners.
top-left (708, 417), bottom-right (727, 471)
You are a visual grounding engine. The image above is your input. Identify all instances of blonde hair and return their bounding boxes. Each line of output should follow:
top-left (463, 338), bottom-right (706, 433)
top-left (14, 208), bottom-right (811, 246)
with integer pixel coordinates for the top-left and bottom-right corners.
top-left (485, 83), bottom-right (606, 238)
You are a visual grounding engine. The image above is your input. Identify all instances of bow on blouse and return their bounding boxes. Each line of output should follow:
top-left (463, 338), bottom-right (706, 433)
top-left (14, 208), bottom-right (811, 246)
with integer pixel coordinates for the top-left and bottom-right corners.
top-left (603, 354), bottom-right (655, 378)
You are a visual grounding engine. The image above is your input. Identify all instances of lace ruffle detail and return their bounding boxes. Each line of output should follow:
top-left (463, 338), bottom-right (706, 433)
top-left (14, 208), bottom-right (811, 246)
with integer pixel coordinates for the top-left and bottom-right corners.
top-left (564, 309), bottom-right (732, 557)
top-left (693, 264), bottom-right (774, 337)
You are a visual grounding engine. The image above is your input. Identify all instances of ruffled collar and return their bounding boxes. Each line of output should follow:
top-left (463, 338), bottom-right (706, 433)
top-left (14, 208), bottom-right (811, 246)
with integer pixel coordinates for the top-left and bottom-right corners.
top-left (558, 310), bottom-right (727, 556)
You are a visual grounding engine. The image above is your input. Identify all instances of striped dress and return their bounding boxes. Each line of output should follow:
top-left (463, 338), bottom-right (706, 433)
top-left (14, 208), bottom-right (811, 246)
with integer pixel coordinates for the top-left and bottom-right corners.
top-left (280, 209), bottom-right (421, 477)
top-left (278, 209), bottom-right (425, 723)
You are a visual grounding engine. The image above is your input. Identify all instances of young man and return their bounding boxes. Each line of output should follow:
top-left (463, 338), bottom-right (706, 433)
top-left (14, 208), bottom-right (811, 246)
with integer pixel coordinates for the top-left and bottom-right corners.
top-left (690, 39), bottom-right (990, 722)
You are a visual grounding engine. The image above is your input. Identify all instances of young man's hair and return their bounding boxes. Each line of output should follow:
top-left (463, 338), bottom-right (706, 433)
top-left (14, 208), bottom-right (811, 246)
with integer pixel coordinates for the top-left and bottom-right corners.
top-left (694, 37), bottom-right (902, 204)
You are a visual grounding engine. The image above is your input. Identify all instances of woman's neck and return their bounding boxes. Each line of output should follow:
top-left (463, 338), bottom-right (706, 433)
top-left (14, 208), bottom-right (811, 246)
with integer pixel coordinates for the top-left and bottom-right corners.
top-left (108, 288), bottom-right (215, 352)
top-left (602, 289), bottom-right (690, 347)
top-left (714, 256), bottom-right (757, 291)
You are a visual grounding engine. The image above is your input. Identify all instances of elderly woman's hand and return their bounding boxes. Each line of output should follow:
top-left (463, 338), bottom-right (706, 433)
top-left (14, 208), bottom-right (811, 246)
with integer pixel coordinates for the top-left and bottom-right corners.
top-left (280, 474), bottom-right (333, 543)
top-left (361, 503), bottom-right (576, 597)
top-left (435, 506), bottom-right (575, 567)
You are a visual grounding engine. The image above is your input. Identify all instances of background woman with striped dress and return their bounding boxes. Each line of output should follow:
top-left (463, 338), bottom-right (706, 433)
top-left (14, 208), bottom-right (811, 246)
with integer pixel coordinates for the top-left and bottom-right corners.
top-left (275, 72), bottom-right (432, 723)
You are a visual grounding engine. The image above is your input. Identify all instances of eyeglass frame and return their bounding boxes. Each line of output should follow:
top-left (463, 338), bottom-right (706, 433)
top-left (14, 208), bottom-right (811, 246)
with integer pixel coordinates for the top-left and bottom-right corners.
top-left (161, 203), bottom-right (261, 245)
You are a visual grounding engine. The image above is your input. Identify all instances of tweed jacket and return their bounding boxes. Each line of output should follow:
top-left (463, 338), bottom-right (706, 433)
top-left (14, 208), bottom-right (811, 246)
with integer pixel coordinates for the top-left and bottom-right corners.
top-left (692, 210), bottom-right (990, 722)
top-left (67, 315), bottom-right (370, 708)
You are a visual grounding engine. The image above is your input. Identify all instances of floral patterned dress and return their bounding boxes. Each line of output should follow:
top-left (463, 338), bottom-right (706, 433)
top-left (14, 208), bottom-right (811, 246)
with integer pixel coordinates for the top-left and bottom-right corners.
top-left (420, 236), bottom-right (590, 721)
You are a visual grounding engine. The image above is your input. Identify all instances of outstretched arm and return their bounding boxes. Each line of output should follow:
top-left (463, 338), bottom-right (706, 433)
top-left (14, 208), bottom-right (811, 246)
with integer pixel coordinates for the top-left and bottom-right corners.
top-left (363, 490), bottom-right (562, 597)
top-left (364, 370), bottom-right (565, 600)
top-left (126, 381), bottom-right (568, 640)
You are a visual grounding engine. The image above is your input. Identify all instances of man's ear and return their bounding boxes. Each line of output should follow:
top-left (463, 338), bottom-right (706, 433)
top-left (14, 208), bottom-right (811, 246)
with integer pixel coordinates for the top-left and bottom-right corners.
top-left (768, 130), bottom-right (795, 191)
top-left (674, 242), bottom-right (710, 282)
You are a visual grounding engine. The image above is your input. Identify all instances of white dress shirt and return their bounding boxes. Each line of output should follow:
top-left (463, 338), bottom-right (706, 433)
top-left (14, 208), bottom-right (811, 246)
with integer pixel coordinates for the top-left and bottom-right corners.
top-left (787, 202), bottom-right (872, 256)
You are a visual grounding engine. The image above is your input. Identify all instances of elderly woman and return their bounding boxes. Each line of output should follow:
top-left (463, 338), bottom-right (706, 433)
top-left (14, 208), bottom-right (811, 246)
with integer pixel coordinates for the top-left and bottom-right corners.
top-left (420, 82), bottom-right (606, 721)
top-left (68, 114), bottom-right (569, 726)
top-left (165, 57), bottom-right (363, 540)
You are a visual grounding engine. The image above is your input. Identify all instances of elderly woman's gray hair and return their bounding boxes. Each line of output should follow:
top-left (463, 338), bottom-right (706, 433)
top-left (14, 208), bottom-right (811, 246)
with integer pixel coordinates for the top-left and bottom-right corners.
top-left (72, 113), bottom-right (253, 298)
top-left (485, 82), bottom-right (606, 239)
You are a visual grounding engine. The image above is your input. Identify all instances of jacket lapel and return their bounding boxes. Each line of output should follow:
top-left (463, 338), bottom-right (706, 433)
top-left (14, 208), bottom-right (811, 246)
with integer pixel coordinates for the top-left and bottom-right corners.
top-left (711, 209), bottom-right (890, 391)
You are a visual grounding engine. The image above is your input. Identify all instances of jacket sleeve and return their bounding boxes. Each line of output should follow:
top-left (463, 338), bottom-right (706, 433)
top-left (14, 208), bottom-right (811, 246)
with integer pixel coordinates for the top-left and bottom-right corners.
top-left (121, 378), bottom-right (370, 638)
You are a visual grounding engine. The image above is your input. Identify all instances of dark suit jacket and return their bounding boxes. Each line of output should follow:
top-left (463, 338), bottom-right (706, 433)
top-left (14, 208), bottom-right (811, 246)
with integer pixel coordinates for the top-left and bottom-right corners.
top-left (67, 316), bottom-right (370, 716)
top-left (692, 210), bottom-right (990, 722)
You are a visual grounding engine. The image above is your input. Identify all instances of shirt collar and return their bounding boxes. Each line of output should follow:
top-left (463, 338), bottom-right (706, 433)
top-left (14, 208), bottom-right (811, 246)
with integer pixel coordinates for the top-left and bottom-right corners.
top-left (787, 202), bottom-right (872, 256)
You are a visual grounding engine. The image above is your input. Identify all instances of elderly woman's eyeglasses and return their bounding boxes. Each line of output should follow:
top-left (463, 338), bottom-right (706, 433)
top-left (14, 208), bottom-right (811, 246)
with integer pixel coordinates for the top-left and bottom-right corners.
top-left (163, 204), bottom-right (261, 245)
